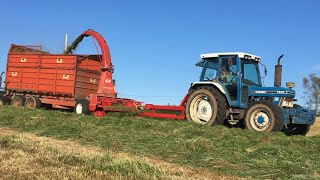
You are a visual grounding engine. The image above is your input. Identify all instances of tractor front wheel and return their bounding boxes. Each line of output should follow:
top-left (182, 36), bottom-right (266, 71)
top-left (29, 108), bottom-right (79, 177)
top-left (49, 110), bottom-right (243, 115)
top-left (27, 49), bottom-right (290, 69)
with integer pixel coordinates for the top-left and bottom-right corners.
top-left (185, 86), bottom-right (227, 126)
top-left (244, 100), bottom-right (283, 132)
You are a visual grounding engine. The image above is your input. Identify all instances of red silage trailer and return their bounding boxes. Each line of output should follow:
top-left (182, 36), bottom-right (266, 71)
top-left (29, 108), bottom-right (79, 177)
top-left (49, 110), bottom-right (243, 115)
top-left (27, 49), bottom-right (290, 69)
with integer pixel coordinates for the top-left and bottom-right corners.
top-left (0, 29), bottom-right (186, 119)
top-left (3, 44), bottom-right (102, 109)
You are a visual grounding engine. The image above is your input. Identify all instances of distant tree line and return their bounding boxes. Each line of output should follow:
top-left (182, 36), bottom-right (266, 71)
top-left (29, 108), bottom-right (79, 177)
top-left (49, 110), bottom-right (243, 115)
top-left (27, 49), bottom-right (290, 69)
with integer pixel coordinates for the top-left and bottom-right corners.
top-left (303, 73), bottom-right (320, 115)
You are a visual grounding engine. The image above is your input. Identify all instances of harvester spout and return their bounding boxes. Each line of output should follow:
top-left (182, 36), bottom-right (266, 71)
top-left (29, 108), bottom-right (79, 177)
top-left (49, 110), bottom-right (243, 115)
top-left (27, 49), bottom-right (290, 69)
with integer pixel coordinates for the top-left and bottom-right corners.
top-left (65, 29), bottom-right (116, 97)
top-left (274, 54), bottom-right (284, 87)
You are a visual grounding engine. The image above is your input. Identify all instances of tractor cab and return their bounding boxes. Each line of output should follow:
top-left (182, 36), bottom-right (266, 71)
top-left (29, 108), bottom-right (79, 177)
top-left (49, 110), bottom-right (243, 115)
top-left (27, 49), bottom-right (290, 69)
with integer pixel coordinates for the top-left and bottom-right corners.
top-left (196, 52), bottom-right (262, 108)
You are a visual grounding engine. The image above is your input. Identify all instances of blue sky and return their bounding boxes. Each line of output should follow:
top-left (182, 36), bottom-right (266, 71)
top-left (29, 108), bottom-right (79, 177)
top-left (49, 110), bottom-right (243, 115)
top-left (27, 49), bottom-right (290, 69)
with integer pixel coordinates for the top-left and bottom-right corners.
top-left (0, 0), bottom-right (319, 105)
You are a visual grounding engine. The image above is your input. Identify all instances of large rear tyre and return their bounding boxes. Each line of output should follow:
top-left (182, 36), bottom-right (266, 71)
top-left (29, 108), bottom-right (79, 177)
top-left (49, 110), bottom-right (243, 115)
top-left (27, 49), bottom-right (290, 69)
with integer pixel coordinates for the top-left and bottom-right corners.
top-left (11, 95), bottom-right (26, 107)
top-left (244, 100), bottom-right (283, 132)
top-left (25, 96), bottom-right (41, 109)
top-left (185, 86), bottom-right (227, 126)
top-left (75, 99), bottom-right (90, 115)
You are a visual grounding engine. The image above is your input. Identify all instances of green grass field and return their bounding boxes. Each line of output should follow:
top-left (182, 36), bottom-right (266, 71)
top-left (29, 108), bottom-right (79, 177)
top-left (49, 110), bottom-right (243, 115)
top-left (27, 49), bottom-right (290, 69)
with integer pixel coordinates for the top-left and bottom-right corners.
top-left (0, 106), bottom-right (319, 179)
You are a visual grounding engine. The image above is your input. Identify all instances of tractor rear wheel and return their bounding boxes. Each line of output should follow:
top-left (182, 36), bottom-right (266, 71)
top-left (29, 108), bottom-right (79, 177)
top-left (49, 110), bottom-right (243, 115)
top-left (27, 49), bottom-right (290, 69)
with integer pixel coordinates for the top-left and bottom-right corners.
top-left (244, 100), bottom-right (283, 132)
top-left (185, 86), bottom-right (227, 126)
top-left (75, 99), bottom-right (90, 115)
top-left (25, 96), bottom-right (42, 109)
top-left (11, 95), bottom-right (26, 107)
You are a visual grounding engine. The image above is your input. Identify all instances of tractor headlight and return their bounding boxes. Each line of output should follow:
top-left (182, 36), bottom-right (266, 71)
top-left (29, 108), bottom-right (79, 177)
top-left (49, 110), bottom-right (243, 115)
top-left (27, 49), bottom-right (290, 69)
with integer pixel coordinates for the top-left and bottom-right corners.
top-left (244, 55), bottom-right (251, 59)
top-left (281, 97), bottom-right (294, 108)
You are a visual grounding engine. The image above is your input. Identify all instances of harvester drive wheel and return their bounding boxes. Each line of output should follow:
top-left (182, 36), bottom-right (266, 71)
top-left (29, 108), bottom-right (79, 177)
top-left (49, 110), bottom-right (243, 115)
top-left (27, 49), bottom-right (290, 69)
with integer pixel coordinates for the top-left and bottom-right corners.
top-left (25, 96), bottom-right (42, 109)
top-left (244, 100), bottom-right (283, 132)
top-left (75, 99), bottom-right (91, 115)
top-left (11, 95), bottom-right (26, 107)
top-left (185, 86), bottom-right (227, 126)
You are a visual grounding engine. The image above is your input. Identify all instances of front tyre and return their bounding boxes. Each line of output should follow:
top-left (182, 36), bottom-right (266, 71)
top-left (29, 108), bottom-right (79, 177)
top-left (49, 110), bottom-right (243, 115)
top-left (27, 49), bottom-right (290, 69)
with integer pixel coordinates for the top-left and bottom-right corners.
top-left (244, 101), bottom-right (283, 132)
top-left (185, 86), bottom-right (227, 126)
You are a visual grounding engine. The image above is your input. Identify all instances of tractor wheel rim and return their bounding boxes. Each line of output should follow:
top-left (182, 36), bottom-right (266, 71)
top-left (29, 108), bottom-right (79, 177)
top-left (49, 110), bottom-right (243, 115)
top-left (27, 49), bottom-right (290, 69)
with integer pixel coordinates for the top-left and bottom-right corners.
top-left (190, 95), bottom-right (213, 124)
top-left (250, 109), bottom-right (270, 131)
top-left (76, 104), bottom-right (83, 114)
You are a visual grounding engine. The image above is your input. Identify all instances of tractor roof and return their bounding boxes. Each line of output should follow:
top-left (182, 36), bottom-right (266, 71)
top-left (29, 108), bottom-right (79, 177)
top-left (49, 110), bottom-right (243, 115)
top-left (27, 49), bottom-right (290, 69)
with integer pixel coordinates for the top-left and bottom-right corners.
top-left (201, 52), bottom-right (261, 61)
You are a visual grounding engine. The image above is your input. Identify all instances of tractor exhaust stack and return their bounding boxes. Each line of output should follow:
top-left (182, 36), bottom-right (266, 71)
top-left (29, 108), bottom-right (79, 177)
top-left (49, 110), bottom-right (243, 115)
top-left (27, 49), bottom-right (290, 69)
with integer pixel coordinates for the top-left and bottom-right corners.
top-left (274, 54), bottom-right (284, 87)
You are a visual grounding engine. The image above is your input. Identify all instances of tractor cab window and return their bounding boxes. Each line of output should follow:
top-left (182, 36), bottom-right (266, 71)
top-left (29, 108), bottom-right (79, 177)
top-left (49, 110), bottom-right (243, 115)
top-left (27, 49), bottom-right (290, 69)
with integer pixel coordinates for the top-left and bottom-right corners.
top-left (218, 57), bottom-right (237, 83)
top-left (241, 59), bottom-right (261, 86)
top-left (199, 58), bottom-right (218, 81)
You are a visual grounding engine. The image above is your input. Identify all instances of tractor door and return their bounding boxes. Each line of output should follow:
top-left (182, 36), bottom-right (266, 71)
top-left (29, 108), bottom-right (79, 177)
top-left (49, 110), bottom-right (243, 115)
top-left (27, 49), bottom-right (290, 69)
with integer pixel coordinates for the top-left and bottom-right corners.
top-left (217, 56), bottom-right (241, 107)
top-left (240, 59), bottom-right (262, 108)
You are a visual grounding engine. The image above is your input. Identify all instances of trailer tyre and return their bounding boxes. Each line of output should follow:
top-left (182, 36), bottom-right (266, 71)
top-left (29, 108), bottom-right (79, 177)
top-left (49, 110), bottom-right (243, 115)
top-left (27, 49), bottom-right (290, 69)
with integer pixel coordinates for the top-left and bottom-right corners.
top-left (244, 100), bottom-right (283, 132)
top-left (0, 97), bottom-right (11, 106)
top-left (11, 95), bottom-right (26, 107)
top-left (185, 86), bottom-right (227, 126)
top-left (25, 96), bottom-right (41, 109)
top-left (75, 99), bottom-right (90, 115)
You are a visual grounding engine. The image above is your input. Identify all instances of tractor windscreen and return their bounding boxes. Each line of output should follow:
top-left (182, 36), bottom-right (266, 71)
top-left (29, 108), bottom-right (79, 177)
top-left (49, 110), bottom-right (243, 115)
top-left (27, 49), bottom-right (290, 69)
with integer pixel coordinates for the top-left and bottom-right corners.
top-left (199, 58), bottom-right (218, 81)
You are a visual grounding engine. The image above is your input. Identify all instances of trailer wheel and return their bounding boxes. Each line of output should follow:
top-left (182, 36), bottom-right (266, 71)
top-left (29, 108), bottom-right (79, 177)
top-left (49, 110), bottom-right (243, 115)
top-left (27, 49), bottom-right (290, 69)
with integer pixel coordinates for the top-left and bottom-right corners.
top-left (0, 97), bottom-right (11, 106)
top-left (75, 99), bottom-right (90, 115)
top-left (185, 86), bottom-right (227, 126)
top-left (11, 95), bottom-right (26, 107)
top-left (244, 100), bottom-right (283, 132)
top-left (25, 96), bottom-right (41, 109)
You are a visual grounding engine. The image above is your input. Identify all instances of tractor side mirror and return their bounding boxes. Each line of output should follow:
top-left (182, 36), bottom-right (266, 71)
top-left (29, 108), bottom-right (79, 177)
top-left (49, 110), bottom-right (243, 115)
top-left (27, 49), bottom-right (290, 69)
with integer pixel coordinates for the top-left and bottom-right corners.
top-left (264, 67), bottom-right (267, 76)
top-left (259, 62), bottom-right (267, 77)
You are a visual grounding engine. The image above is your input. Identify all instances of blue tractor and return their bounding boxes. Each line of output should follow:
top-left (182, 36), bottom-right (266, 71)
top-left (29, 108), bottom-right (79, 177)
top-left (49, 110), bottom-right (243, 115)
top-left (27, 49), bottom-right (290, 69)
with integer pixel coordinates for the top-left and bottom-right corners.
top-left (185, 52), bottom-right (316, 135)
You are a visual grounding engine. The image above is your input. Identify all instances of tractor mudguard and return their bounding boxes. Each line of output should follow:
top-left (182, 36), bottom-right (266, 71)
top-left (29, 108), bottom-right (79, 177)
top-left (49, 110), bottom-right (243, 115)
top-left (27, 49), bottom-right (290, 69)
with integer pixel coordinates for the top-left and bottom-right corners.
top-left (191, 82), bottom-right (226, 94)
